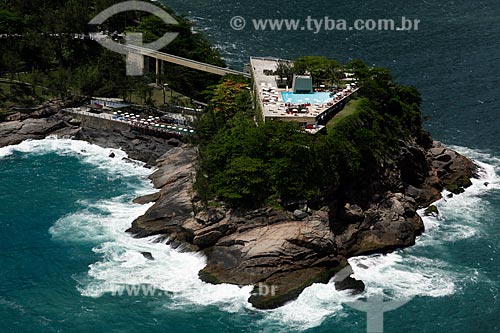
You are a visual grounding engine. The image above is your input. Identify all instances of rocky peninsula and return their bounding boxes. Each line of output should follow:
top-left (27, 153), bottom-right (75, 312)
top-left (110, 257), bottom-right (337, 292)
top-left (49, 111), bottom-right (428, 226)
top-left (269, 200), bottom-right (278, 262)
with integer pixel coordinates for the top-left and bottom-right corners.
top-left (0, 102), bottom-right (478, 310)
top-left (127, 135), bottom-right (476, 309)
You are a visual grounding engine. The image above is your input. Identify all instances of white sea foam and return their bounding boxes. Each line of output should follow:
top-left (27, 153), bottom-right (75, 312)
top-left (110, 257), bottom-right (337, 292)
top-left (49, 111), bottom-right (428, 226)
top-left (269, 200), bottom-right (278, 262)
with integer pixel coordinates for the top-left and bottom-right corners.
top-left (0, 136), bottom-right (152, 178)
top-left (72, 195), bottom-right (253, 313)
top-left (49, 195), bottom-right (152, 243)
top-left (0, 146), bottom-right (13, 158)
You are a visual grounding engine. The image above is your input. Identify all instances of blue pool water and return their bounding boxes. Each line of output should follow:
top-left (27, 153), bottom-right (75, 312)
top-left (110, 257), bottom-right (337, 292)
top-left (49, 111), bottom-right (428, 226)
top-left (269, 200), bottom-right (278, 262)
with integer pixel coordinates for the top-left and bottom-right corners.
top-left (281, 92), bottom-right (333, 104)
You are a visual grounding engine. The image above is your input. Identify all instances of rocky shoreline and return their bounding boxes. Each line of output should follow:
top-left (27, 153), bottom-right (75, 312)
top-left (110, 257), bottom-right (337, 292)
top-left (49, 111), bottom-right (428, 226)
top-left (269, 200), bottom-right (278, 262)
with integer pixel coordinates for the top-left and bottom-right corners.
top-left (127, 134), bottom-right (478, 309)
top-left (0, 104), bottom-right (478, 309)
top-left (0, 103), bottom-right (181, 167)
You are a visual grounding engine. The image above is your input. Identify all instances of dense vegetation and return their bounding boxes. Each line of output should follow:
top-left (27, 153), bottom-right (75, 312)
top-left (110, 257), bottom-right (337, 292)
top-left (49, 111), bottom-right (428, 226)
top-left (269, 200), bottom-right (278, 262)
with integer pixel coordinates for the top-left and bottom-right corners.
top-left (274, 56), bottom-right (345, 87)
top-left (195, 58), bottom-right (423, 209)
top-left (0, 0), bottom-right (224, 107)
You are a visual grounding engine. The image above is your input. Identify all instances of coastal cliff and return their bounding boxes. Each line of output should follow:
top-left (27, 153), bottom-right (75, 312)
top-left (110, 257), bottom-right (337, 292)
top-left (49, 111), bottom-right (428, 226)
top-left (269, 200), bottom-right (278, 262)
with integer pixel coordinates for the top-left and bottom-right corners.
top-left (127, 135), bottom-right (477, 309)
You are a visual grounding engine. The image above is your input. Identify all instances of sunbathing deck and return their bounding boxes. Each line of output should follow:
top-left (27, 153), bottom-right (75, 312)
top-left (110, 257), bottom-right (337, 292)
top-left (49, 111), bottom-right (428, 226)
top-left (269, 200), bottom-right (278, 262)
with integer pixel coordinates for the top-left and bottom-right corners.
top-left (250, 57), bottom-right (359, 131)
top-left (62, 107), bottom-right (195, 136)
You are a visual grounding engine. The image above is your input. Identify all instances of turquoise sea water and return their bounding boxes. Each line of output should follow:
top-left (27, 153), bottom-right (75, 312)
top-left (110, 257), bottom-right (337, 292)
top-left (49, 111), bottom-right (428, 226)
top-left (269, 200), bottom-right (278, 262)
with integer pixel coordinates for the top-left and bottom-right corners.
top-left (1, 0), bottom-right (500, 332)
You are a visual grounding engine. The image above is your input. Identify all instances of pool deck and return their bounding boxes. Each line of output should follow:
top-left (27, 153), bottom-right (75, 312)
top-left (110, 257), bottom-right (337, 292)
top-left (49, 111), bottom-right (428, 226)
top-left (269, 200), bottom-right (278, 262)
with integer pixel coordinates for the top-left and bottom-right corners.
top-left (250, 57), bottom-right (359, 131)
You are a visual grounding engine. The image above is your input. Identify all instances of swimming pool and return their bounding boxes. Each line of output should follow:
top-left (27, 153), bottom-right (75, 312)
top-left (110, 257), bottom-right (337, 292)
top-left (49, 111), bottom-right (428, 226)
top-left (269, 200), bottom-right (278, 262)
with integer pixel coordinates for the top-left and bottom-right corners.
top-left (281, 92), bottom-right (334, 104)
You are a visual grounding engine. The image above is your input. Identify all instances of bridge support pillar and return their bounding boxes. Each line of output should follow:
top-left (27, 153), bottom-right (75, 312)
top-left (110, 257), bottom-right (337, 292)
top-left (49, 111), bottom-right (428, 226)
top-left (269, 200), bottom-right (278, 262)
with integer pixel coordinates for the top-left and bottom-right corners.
top-left (156, 58), bottom-right (160, 85)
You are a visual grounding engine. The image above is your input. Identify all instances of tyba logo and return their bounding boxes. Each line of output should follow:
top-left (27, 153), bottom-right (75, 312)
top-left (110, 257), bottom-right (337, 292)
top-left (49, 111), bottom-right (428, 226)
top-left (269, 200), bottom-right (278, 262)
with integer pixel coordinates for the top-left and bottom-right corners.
top-left (89, 1), bottom-right (179, 76)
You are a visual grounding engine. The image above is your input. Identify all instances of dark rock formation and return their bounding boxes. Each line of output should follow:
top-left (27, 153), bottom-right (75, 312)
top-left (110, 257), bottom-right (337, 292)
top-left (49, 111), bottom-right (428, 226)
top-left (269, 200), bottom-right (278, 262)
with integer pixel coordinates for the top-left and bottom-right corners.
top-left (334, 192), bottom-right (424, 257)
top-left (293, 209), bottom-right (308, 220)
top-left (334, 276), bottom-right (365, 295)
top-left (127, 134), bottom-right (478, 309)
top-left (141, 252), bottom-right (155, 260)
top-left (424, 205), bottom-right (439, 217)
top-left (0, 117), bottom-right (71, 147)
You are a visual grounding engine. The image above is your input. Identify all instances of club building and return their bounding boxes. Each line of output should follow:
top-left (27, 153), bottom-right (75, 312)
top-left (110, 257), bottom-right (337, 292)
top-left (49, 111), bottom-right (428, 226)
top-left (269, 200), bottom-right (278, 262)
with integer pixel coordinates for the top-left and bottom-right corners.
top-left (250, 57), bottom-right (359, 134)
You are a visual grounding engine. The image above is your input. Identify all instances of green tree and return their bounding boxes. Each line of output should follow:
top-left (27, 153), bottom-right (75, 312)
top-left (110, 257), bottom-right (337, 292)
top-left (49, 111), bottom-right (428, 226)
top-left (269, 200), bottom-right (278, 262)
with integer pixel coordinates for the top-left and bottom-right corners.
top-left (215, 156), bottom-right (268, 207)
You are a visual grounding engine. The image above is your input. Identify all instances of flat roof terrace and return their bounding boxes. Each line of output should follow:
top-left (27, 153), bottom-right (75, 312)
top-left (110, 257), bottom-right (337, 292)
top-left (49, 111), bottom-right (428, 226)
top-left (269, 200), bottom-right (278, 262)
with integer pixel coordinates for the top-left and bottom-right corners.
top-left (250, 57), bottom-right (359, 129)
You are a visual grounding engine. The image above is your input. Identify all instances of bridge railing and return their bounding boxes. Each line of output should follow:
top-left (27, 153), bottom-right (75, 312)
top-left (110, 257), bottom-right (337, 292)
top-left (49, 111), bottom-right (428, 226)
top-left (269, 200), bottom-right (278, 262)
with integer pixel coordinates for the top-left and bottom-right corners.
top-left (125, 44), bottom-right (251, 78)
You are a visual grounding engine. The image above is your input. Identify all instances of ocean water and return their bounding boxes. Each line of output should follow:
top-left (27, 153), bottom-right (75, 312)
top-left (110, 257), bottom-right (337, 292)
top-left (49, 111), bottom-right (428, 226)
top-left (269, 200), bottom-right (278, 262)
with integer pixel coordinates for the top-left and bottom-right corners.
top-left (0, 140), bottom-right (498, 333)
top-left (1, 0), bottom-right (500, 332)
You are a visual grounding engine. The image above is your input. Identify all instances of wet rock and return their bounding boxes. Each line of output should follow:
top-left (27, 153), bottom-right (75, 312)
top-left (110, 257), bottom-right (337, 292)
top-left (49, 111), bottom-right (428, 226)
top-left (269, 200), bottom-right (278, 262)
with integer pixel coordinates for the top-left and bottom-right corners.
top-left (424, 205), bottom-right (439, 216)
top-left (167, 139), bottom-right (180, 147)
top-left (141, 252), bottom-right (154, 260)
top-left (0, 117), bottom-right (66, 148)
top-left (334, 276), bottom-right (365, 295)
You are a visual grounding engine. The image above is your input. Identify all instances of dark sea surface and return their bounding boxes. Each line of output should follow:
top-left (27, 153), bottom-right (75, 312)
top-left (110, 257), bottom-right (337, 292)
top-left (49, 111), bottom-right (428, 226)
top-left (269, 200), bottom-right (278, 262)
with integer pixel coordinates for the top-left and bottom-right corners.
top-left (0, 1), bottom-right (499, 332)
